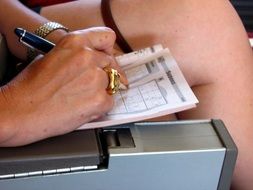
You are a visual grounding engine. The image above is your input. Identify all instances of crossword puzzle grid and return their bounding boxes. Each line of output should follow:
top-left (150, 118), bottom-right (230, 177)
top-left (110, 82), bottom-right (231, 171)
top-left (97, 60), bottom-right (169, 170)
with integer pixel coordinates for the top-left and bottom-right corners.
top-left (108, 81), bottom-right (167, 115)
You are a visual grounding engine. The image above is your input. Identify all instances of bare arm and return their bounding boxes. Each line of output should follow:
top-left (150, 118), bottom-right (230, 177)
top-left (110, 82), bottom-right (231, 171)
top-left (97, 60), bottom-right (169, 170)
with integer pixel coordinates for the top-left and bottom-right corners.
top-left (0, 0), bottom-right (67, 60)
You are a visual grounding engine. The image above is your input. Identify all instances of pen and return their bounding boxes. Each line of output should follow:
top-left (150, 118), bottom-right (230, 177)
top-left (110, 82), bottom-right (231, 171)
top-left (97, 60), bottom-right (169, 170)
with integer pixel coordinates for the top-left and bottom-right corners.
top-left (14, 27), bottom-right (55, 54)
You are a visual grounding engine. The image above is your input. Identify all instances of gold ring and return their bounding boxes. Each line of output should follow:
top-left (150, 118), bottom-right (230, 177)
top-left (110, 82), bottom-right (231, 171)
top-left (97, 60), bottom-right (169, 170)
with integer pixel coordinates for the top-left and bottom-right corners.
top-left (103, 67), bottom-right (121, 95)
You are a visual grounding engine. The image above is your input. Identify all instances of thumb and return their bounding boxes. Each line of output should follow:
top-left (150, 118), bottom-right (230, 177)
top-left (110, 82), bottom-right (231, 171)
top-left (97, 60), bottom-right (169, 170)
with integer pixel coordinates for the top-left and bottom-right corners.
top-left (80, 27), bottom-right (116, 55)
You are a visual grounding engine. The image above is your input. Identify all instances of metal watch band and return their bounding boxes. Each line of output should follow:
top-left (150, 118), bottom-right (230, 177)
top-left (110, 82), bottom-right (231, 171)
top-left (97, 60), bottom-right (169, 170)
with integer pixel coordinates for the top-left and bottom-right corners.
top-left (34, 22), bottom-right (69, 38)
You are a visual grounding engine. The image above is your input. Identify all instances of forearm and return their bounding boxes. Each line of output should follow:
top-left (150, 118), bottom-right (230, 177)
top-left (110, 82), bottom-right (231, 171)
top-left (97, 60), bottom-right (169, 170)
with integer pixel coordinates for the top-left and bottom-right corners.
top-left (0, 0), bottom-right (67, 60)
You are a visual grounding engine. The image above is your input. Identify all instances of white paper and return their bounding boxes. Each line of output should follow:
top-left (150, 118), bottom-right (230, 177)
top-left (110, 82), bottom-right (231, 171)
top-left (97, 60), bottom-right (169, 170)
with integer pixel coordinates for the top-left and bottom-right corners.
top-left (79, 45), bottom-right (198, 129)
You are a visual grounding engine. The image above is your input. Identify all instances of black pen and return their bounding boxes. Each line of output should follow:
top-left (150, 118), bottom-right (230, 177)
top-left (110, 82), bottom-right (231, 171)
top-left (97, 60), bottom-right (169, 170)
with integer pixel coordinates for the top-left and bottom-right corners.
top-left (14, 28), bottom-right (55, 54)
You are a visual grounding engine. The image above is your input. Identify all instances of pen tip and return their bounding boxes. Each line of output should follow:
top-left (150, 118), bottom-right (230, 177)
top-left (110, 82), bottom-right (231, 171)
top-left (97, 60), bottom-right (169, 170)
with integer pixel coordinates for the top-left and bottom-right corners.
top-left (119, 83), bottom-right (128, 90)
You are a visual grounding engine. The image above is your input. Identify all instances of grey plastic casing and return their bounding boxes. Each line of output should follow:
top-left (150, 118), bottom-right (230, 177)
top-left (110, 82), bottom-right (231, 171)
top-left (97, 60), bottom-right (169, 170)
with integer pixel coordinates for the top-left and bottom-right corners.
top-left (0, 119), bottom-right (237, 190)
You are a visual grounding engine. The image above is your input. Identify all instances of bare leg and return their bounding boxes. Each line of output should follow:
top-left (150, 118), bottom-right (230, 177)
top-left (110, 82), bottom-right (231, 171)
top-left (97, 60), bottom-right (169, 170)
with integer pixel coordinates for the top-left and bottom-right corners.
top-left (42, 0), bottom-right (253, 189)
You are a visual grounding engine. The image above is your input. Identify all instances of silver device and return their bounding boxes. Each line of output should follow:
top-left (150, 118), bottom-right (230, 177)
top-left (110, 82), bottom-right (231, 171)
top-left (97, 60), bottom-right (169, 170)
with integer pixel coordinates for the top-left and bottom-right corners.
top-left (0, 120), bottom-right (237, 190)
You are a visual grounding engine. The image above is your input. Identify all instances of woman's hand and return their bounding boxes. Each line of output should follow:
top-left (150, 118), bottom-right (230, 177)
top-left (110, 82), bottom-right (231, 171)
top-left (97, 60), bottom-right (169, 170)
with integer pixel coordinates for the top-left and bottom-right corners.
top-left (0, 27), bottom-right (126, 146)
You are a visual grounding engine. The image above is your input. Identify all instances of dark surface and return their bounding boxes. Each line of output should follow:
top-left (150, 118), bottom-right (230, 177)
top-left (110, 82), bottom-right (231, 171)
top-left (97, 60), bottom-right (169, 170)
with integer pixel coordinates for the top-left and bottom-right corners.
top-left (231, 0), bottom-right (253, 32)
top-left (211, 120), bottom-right (238, 190)
top-left (0, 129), bottom-right (103, 175)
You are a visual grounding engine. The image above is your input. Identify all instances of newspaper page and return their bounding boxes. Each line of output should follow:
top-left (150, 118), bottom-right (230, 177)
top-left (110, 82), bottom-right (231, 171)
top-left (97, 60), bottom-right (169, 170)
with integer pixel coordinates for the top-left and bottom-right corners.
top-left (79, 45), bottom-right (198, 129)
